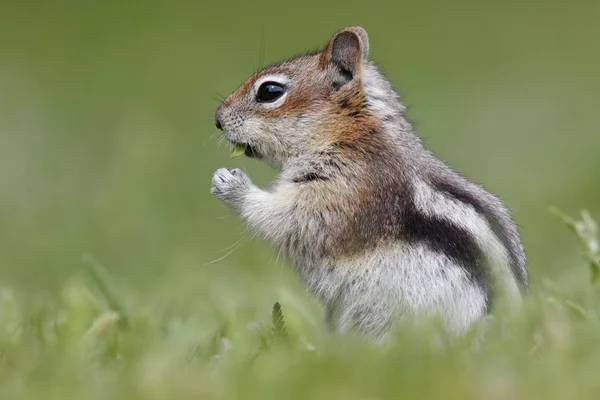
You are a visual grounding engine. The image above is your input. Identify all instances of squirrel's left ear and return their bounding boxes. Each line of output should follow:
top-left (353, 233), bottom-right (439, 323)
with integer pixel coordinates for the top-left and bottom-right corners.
top-left (321, 27), bottom-right (369, 87)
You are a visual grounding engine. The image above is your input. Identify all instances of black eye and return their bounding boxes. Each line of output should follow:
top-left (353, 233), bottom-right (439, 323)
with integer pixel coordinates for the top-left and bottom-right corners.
top-left (256, 82), bottom-right (285, 103)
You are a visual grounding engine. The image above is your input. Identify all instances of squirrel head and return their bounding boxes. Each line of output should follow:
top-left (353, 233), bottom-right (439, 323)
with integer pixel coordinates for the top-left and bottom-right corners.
top-left (215, 27), bottom-right (382, 170)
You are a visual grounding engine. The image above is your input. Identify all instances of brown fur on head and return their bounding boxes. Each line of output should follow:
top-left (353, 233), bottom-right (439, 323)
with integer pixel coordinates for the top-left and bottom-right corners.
top-left (214, 27), bottom-right (382, 170)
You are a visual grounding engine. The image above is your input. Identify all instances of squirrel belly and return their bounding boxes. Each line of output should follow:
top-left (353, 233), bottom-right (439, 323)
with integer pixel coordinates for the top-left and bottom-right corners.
top-left (212, 26), bottom-right (528, 338)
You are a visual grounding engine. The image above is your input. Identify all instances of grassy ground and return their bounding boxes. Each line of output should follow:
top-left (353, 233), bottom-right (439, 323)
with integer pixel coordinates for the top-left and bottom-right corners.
top-left (1, 0), bottom-right (600, 398)
top-left (1, 211), bottom-right (599, 399)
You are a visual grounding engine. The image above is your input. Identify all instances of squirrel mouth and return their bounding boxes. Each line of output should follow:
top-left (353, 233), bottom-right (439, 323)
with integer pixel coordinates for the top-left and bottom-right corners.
top-left (244, 144), bottom-right (261, 159)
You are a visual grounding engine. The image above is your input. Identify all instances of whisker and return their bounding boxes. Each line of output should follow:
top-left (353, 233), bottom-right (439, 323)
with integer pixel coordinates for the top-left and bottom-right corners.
top-left (220, 236), bottom-right (246, 253)
top-left (210, 91), bottom-right (226, 103)
top-left (216, 136), bottom-right (230, 148)
top-left (258, 25), bottom-right (266, 70)
top-left (202, 233), bottom-right (250, 267)
top-left (201, 131), bottom-right (221, 147)
top-left (202, 243), bottom-right (241, 267)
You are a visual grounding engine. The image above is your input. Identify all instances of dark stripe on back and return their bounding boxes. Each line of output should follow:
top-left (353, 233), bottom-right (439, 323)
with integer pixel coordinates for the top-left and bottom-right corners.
top-left (348, 174), bottom-right (491, 309)
top-left (401, 203), bottom-right (486, 285)
top-left (400, 198), bottom-right (492, 311)
top-left (430, 179), bottom-right (528, 289)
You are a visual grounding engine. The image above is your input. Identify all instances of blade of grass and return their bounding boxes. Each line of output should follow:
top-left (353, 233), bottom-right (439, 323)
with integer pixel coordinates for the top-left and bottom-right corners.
top-left (81, 254), bottom-right (129, 328)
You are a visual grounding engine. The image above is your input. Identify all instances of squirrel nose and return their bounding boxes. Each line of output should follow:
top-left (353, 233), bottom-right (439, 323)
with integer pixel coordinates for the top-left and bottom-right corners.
top-left (215, 106), bottom-right (224, 130)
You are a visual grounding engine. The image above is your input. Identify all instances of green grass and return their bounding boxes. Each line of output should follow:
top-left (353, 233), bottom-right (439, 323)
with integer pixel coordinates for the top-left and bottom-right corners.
top-left (1, 210), bottom-right (599, 399)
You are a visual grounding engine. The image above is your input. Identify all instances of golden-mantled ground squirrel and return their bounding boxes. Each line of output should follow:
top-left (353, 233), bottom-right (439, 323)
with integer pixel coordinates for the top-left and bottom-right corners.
top-left (211, 27), bottom-right (528, 338)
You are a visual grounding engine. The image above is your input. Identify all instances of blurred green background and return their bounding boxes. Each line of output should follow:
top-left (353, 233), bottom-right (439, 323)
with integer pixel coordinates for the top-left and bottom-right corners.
top-left (1, 0), bottom-right (598, 312)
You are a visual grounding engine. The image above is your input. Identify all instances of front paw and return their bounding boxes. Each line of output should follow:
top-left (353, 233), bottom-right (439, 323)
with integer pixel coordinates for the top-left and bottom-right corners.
top-left (211, 168), bottom-right (251, 203)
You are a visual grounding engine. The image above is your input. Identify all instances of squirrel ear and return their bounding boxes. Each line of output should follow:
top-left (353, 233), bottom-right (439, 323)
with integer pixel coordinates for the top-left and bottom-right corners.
top-left (321, 27), bottom-right (369, 88)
